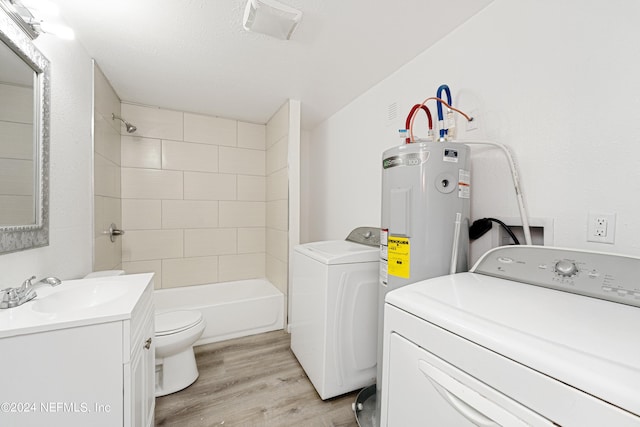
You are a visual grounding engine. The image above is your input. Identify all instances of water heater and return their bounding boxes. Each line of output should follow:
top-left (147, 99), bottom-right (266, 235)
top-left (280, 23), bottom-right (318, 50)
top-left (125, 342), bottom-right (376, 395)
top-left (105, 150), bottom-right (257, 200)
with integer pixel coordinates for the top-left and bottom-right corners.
top-left (380, 140), bottom-right (471, 290)
top-left (374, 140), bottom-right (471, 423)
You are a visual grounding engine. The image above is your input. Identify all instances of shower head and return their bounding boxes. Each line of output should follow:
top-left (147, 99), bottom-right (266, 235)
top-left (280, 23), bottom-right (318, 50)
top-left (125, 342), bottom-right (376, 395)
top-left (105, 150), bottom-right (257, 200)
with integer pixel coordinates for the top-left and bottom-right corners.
top-left (112, 113), bottom-right (137, 133)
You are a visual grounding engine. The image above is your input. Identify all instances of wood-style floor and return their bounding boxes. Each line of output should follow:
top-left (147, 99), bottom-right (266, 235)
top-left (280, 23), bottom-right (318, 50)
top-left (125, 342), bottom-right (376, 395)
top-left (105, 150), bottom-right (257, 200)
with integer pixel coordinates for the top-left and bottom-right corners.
top-left (155, 330), bottom-right (360, 427)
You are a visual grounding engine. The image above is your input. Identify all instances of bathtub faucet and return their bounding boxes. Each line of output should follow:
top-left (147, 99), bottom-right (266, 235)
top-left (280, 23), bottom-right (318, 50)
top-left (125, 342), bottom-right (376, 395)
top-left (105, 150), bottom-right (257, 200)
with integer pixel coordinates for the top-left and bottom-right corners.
top-left (0, 276), bottom-right (62, 309)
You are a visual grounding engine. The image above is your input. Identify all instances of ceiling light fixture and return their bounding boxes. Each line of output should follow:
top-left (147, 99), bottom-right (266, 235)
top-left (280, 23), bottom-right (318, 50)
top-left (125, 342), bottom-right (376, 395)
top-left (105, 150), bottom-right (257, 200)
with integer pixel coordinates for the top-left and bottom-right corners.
top-left (19, 0), bottom-right (59, 17)
top-left (0, 0), bottom-right (74, 39)
top-left (30, 20), bottom-right (75, 40)
top-left (0, 0), bottom-right (38, 38)
top-left (242, 0), bottom-right (302, 40)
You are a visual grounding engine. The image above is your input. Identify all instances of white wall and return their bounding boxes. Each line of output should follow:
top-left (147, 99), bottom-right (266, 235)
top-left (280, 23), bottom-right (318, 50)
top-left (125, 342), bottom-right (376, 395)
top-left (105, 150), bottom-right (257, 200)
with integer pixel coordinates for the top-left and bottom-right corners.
top-left (299, 129), bottom-right (311, 243)
top-left (0, 35), bottom-right (94, 285)
top-left (305, 0), bottom-right (640, 258)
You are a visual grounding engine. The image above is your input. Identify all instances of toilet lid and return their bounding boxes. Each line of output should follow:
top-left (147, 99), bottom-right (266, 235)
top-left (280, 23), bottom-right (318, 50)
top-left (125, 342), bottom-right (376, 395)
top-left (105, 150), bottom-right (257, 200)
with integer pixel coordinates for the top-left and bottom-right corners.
top-left (155, 310), bottom-right (203, 336)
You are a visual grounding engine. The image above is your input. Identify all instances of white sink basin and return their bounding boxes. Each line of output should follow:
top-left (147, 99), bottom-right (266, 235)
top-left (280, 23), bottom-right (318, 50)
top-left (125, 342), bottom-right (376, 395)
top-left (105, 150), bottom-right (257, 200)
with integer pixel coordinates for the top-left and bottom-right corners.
top-left (0, 273), bottom-right (154, 339)
top-left (31, 282), bottom-right (129, 313)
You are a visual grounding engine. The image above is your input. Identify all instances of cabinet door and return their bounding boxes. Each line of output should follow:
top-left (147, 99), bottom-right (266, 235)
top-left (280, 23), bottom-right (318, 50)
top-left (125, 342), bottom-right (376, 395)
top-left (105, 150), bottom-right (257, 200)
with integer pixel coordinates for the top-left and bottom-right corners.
top-left (131, 340), bottom-right (145, 427)
top-left (131, 304), bottom-right (155, 427)
top-left (0, 322), bottom-right (124, 427)
top-left (142, 308), bottom-right (155, 427)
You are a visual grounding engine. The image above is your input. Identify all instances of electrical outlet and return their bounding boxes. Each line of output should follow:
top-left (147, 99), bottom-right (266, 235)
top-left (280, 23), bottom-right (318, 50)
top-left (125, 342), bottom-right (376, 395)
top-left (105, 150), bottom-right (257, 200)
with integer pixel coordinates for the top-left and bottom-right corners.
top-left (594, 217), bottom-right (607, 237)
top-left (587, 213), bottom-right (616, 244)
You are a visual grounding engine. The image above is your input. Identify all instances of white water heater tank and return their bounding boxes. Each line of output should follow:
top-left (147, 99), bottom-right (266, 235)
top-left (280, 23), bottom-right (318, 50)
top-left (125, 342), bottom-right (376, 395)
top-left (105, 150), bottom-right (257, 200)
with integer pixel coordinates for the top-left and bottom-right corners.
top-left (380, 140), bottom-right (471, 291)
top-left (375, 140), bottom-right (471, 421)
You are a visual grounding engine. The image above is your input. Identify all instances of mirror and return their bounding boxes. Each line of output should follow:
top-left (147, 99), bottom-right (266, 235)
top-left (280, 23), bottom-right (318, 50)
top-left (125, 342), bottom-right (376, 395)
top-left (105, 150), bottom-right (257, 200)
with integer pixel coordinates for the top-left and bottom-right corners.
top-left (0, 5), bottom-right (50, 254)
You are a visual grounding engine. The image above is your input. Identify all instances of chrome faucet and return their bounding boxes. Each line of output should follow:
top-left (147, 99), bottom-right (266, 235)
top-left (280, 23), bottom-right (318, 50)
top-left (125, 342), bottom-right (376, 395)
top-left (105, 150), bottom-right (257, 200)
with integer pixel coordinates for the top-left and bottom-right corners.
top-left (0, 276), bottom-right (62, 309)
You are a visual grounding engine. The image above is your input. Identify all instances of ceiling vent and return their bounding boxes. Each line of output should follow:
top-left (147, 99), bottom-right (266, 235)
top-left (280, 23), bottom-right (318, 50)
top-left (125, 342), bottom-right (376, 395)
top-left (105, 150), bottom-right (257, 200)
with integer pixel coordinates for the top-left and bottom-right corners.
top-left (242, 0), bottom-right (302, 40)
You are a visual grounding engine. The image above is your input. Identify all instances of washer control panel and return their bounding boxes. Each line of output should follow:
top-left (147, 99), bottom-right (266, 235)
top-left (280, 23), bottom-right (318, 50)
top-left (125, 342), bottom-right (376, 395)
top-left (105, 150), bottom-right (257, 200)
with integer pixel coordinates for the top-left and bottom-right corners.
top-left (346, 227), bottom-right (381, 247)
top-left (473, 246), bottom-right (640, 307)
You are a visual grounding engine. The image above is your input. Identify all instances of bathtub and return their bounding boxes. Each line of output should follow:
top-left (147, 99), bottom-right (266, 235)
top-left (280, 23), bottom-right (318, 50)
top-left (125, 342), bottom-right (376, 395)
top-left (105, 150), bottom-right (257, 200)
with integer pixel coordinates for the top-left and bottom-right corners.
top-left (153, 279), bottom-right (284, 346)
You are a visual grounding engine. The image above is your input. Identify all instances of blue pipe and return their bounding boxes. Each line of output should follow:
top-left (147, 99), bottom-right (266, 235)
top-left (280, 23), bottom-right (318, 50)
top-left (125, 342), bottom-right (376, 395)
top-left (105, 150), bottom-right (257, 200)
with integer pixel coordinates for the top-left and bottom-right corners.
top-left (436, 84), bottom-right (452, 137)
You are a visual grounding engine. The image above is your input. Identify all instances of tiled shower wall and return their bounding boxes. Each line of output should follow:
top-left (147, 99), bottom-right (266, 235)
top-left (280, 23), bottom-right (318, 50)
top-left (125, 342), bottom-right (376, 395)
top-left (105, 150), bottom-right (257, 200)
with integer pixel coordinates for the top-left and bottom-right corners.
top-left (119, 103), bottom-right (269, 289)
top-left (265, 102), bottom-right (290, 296)
top-left (93, 63), bottom-right (122, 271)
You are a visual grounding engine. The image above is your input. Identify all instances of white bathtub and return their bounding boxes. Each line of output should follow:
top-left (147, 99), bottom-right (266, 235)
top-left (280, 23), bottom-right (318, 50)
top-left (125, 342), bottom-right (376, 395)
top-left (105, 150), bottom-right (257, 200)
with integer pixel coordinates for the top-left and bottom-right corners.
top-left (153, 279), bottom-right (284, 346)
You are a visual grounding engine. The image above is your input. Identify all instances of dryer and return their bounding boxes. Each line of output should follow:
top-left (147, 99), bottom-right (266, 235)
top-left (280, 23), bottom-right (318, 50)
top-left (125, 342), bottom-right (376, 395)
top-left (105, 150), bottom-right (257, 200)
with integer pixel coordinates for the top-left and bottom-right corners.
top-left (381, 246), bottom-right (640, 426)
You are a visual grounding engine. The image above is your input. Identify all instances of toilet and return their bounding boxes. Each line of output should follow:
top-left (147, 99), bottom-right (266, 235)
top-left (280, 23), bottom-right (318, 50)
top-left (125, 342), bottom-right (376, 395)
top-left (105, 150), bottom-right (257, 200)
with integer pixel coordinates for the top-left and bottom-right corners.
top-left (154, 309), bottom-right (205, 396)
top-left (84, 270), bottom-right (206, 397)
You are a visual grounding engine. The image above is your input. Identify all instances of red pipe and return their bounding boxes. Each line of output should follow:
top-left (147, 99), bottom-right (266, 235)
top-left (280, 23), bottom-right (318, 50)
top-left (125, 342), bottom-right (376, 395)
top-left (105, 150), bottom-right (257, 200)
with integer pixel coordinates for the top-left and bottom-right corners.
top-left (405, 104), bottom-right (432, 143)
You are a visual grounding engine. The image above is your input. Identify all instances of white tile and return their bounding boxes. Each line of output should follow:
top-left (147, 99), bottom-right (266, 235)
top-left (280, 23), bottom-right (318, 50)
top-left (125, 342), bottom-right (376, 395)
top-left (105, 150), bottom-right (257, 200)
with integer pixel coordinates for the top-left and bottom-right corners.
top-left (266, 137), bottom-right (288, 175)
top-left (0, 158), bottom-right (33, 195)
top-left (238, 228), bottom-right (265, 253)
top-left (0, 122), bottom-right (32, 159)
top-left (122, 260), bottom-right (162, 290)
top-left (93, 64), bottom-right (121, 134)
top-left (121, 136), bottom-right (161, 169)
top-left (0, 84), bottom-right (32, 123)
top-left (184, 228), bottom-right (237, 257)
top-left (104, 196), bottom-right (123, 233)
top-left (266, 253), bottom-right (288, 294)
top-left (162, 256), bottom-right (218, 288)
top-left (0, 195), bottom-right (34, 226)
top-left (219, 147), bottom-right (265, 176)
top-left (238, 121), bottom-right (265, 150)
top-left (266, 168), bottom-right (288, 201)
top-left (162, 140), bottom-right (219, 172)
top-left (218, 253), bottom-right (265, 282)
top-left (219, 201), bottom-right (266, 227)
top-left (94, 195), bottom-right (122, 237)
top-left (121, 168), bottom-right (183, 199)
top-left (266, 228), bottom-right (288, 262)
top-left (266, 199), bottom-right (288, 231)
top-left (94, 114), bottom-right (121, 165)
top-left (183, 172), bottom-right (236, 200)
top-left (266, 102), bottom-right (288, 148)
top-left (122, 229), bottom-right (183, 261)
top-left (238, 175), bottom-right (266, 201)
top-left (122, 199), bottom-right (161, 230)
top-left (94, 233), bottom-right (122, 272)
top-left (93, 203), bottom-right (123, 271)
top-left (93, 196), bottom-right (104, 237)
top-left (162, 200), bottom-right (219, 228)
top-left (94, 154), bottom-right (120, 198)
top-left (121, 103), bottom-right (183, 140)
top-left (184, 113), bottom-right (236, 146)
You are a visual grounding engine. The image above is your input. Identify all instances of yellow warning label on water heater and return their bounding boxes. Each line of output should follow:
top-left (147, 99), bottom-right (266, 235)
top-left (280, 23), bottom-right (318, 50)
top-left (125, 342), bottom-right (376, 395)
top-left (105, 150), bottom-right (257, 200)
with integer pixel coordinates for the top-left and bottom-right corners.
top-left (388, 236), bottom-right (410, 278)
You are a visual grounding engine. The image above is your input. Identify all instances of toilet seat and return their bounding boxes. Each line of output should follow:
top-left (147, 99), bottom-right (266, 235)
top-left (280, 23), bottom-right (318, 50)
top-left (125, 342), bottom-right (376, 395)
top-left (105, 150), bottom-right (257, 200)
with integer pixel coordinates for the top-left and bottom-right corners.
top-left (156, 310), bottom-right (203, 336)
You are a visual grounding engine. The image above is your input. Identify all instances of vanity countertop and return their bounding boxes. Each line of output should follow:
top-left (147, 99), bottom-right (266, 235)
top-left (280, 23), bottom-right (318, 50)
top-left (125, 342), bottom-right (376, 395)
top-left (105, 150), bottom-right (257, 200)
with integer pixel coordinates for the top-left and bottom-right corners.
top-left (0, 273), bottom-right (153, 339)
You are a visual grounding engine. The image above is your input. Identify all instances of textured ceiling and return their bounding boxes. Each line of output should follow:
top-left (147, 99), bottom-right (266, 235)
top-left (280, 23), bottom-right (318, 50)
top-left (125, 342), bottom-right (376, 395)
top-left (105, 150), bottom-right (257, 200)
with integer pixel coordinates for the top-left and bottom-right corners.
top-left (52, 0), bottom-right (492, 129)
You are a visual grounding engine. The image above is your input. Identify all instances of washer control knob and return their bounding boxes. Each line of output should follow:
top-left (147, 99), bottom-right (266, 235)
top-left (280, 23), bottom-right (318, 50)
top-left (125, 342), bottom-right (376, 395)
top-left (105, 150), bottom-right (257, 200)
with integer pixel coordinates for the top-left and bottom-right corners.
top-left (555, 260), bottom-right (578, 277)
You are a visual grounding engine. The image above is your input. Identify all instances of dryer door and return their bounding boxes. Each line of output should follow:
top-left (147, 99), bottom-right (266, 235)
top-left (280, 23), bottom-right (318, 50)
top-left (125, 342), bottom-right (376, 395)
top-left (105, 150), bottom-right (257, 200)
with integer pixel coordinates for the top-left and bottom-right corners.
top-left (385, 333), bottom-right (554, 427)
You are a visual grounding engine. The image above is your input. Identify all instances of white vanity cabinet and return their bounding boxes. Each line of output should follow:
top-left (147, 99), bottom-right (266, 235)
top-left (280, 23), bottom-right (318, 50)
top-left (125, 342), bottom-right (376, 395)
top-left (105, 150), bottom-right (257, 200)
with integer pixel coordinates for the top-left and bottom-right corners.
top-left (127, 287), bottom-right (156, 427)
top-left (0, 273), bottom-right (155, 427)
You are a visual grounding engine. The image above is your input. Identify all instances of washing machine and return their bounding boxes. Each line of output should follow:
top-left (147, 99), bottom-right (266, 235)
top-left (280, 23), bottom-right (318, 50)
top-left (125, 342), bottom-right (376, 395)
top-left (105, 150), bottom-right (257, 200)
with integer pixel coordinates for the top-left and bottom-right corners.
top-left (290, 228), bottom-right (380, 400)
top-left (381, 245), bottom-right (640, 426)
